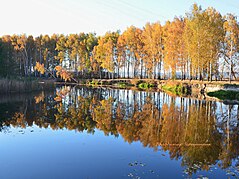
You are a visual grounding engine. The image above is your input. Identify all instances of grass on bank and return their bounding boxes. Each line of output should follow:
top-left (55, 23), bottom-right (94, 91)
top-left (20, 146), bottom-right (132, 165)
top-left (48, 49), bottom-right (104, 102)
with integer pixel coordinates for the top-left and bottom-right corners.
top-left (207, 90), bottom-right (239, 101)
top-left (162, 83), bottom-right (188, 95)
top-left (138, 82), bottom-right (155, 89)
top-left (88, 80), bottom-right (102, 86)
top-left (116, 82), bottom-right (134, 88)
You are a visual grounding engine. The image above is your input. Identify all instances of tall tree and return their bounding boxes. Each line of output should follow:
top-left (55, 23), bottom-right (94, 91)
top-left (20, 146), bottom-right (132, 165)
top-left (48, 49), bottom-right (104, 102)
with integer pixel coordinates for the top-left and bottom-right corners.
top-left (11, 34), bottom-right (34, 76)
top-left (0, 36), bottom-right (16, 77)
top-left (142, 22), bottom-right (163, 79)
top-left (93, 31), bottom-right (119, 79)
top-left (184, 4), bottom-right (206, 80)
top-left (203, 7), bottom-right (224, 81)
top-left (164, 17), bottom-right (186, 79)
top-left (222, 14), bottom-right (239, 82)
top-left (184, 4), bottom-right (224, 81)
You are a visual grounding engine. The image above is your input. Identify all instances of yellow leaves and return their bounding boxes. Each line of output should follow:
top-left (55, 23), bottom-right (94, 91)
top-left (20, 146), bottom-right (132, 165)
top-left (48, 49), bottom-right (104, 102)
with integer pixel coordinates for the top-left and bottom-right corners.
top-left (11, 34), bottom-right (27, 51)
top-left (223, 14), bottom-right (239, 46)
top-left (14, 112), bottom-right (25, 123)
top-left (54, 96), bottom-right (63, 102)
top-left (43, 48), bottom-right (49, 61)
top-left (34, 92), bottom-right (45, 104)
top-left (142, 22), bottom-right (163, 56)
top-left (93, 98), bottom-right (113, 123)
top-left (34, 62), bottom-right (45, 74)
top-left (11, 112), bottom-right (26, 128)
top-left (163, 18), bottom-right (185, 76)
top-left (93, 32), bottom-right (119, 72)
top-left (54, 86), bottom-right (70, 102)
top-left (60, 70), bottom-right (72, 82)
top-left (54, 66), bottom-right (73, 82)
top-left (55, 65), bottom-right (62, 72)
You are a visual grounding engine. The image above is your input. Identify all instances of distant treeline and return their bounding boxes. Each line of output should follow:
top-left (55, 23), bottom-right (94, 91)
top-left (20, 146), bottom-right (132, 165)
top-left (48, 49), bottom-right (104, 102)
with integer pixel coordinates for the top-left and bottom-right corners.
top-left (0, 3), bottom-right (238, 81)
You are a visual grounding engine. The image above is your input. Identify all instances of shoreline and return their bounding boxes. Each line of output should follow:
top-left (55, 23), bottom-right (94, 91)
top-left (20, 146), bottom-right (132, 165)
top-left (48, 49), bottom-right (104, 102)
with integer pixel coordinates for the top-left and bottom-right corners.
top-left (0, 78), bottom-right (55, 94)
top-left (1, 78), bottom-right (239, 104)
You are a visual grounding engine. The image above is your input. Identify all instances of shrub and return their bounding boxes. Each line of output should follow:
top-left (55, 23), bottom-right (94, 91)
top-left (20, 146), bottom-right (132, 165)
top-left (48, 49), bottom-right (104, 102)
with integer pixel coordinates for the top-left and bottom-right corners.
top-left (207, 90), bottom-right (239, 101)
top-left (138, 82), bottom-right (154, 89)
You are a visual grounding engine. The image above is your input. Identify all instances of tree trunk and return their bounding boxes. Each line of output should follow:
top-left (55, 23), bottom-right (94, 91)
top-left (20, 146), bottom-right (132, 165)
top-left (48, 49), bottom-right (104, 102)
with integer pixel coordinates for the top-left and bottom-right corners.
top-left (127, 60), bottom-right (130, 78)
top-left (158, 58), bottom-right (162, 80)
top-left (229, 41), bottom-right (233, 83)
top-left (140, 59), bottom-right (143, 79)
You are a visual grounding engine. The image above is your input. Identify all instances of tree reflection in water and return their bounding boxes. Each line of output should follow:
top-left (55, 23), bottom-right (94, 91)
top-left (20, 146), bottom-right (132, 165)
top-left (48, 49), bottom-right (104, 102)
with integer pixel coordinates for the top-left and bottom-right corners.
top-left (0, 86), bottom-right (238, 176)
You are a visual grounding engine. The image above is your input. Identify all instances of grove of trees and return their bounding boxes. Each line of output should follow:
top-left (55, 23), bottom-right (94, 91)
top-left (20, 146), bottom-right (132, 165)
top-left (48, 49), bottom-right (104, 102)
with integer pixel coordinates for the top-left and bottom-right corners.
top-left (0, 4), bottom-right (238, 81)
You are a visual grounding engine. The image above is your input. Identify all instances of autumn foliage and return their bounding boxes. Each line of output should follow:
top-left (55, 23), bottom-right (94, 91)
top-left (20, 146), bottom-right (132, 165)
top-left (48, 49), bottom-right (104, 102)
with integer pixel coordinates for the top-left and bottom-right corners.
top-left (55, 66), bottom-right (73, 82)
top-left (34, 62), bottom-right (45, 74)
top-left (0, 3), bottom-right (238, 81)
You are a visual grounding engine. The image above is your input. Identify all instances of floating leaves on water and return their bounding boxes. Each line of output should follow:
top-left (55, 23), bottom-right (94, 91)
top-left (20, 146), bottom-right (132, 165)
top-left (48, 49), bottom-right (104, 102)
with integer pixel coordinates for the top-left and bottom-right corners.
top-left (225, 167), bottom-right (239, 178)
top-left (128, 173), bottom-right (133, 177)
top-left (226, 170), bottom-right (238, 178)
top-left (226, 171), bottom-right (236, 177)
top-left (149, 170), bottom-right (154, 173)
top-left (226, 170), bottom-right (231, 173)
top-left (128, 161), bottom-right (146, 167)
top-left (127, 173), bottom-right (141, 179)
top-left (127, 161), bottom-right (158, 178)
top-left (18, 130), bottom-right (25, 134)
top-left (140, 162), bottom-right (146, 167)
top-left (196, 175), bottom-right (208, 179)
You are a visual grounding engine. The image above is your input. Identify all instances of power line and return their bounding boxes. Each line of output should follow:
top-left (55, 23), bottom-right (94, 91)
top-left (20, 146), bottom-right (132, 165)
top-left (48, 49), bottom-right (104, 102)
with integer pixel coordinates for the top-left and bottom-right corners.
top-left (94, 0), bottom-right (147, 22)
top-left (118, 0), bottom-right (167, 19)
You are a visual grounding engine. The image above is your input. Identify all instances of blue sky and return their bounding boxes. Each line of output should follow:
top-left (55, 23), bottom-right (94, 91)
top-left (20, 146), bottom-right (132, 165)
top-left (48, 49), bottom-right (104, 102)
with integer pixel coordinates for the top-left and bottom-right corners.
top-left (1, 0), bottom-right (238, 36)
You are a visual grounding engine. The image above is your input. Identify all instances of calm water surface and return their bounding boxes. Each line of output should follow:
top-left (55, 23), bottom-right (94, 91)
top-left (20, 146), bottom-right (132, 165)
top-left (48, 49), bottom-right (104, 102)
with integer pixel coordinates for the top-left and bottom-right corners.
top-left (0, 86), bottom-right (238, 179)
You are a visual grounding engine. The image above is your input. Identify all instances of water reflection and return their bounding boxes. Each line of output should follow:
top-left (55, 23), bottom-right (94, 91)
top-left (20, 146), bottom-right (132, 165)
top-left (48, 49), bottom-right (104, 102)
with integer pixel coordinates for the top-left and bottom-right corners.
top-left (0, 86), bottom-right (238, 177)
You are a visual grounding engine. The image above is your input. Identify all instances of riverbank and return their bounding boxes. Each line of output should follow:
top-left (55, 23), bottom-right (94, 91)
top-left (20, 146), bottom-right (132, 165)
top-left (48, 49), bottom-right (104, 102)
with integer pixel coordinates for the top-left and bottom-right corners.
top-left (74, 79), bottom-right (239, 102)
top-left (0, 78), bottom-right (55, 94)
top-left (1, 78), bottom-right (239, 103)
top-left (76, 78), bottom-right (239, 91)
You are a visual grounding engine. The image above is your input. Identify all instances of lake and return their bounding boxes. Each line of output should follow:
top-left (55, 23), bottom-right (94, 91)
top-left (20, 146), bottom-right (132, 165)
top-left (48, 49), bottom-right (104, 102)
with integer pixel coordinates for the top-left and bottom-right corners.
top-left (0, 86), bottom-right (238, 179)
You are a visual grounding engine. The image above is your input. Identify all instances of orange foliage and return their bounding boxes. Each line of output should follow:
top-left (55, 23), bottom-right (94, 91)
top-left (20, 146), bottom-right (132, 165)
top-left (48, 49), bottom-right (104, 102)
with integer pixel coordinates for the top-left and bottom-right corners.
top-left (54, 87), bottom-right (71, 102)
top-left (34, 62), bottom-right (45, 74)
top-left (34, 92), bottom-right (45, 104)
top-left (55, 66), bottom-right (73, 82)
